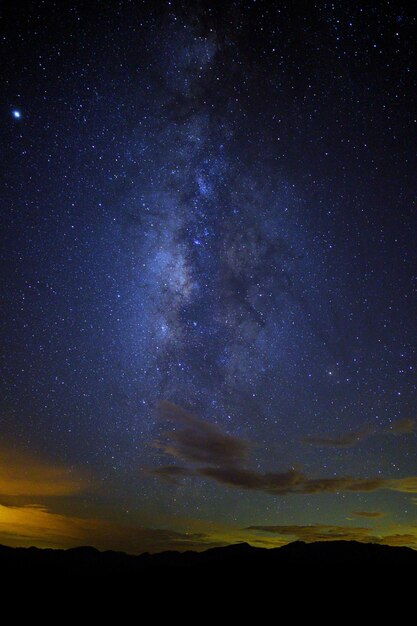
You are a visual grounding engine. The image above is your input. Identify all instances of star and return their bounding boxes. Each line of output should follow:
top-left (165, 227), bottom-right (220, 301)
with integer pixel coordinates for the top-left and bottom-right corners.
top-left (0, 1), bottom-right (415, 557)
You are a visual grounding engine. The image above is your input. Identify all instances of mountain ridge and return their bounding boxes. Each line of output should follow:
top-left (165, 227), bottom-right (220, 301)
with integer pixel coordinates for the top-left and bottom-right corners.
top-left (1, 538), bottom-right (415, 566)
top-left (2, 539), bottom-right (415, 599)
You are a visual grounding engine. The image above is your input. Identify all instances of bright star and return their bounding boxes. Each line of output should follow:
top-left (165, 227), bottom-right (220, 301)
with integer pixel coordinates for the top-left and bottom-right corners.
top-left (12, 110), bottom-right (21, 119)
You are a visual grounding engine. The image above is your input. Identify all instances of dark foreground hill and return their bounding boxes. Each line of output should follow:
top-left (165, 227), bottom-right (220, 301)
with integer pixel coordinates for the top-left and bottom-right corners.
top-left (1, 539), bottom-right (415, 579)
top-left (2, 540), bottom-right (416, 609)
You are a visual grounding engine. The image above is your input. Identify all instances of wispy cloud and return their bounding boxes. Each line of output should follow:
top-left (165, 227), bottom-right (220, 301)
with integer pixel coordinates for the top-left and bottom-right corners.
top-left (246, 524), bottom-right (378, 543)
top-left (245, 524), bottom-right (417, 548)
top-left (198, 466), bottom-right (417, 496)
top-left (152, 402), bottom-right (417, 496)
top-left (379, 534), bottom-right (417, 547)
top-left (0, 503), bottom-right (224, 553)
top-left (352, 511), bottom-right (385, 518)
top-left (389, 477), bottom-right (417, 493)
top-left (304, 417), bottom-right (417, 448)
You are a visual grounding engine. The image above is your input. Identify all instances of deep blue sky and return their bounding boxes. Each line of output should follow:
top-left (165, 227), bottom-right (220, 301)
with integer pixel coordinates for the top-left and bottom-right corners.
top-left (1, 1), bottom-right (416, 552)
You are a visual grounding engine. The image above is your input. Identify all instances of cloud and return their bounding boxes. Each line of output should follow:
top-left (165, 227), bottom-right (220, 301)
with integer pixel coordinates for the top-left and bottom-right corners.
top-left (303, 427), bottom-right (373, 448)
top-left (246, 524), bottom-right (417, 548)
top-left (387, 418), bottom-right (417, 435)
top-left (378, 534), bottom-right (417, 547)
top-left (0, 503), bottom-right (224, 553)
top-left (154, 463), bottom-right (417, 496)
top-left (155, 400), bottom-right (249, 465)
top-left (387, 477), bottom-right (417, 493)
top-left (1, 498), bottom-right (414, 554)
top-left (304, 418), bottom-right (417, 448)
top-left (0, 503), bottom-right (82, 547)
top-left (0, 446), bottom-right (85, 497)
top-left (352, 511), bottom-right (385, 518)
top-left (200, 467), bottom-right (305, 494)
top-left (0, 498), bottom-right (277, 554)
top-left (199, 466), bottom-right (393, 495)
top-left (152, 403), bottom-right (417, 499)
top-left (246, 524), bottom-right (379, 543)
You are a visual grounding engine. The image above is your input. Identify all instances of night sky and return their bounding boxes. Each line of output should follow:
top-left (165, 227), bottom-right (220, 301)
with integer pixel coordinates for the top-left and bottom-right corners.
top-left (1, 1), bottom-right (416, 553)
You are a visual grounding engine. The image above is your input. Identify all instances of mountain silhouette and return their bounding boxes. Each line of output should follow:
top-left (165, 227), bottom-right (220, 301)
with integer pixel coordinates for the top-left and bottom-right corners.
top-left (2, 540), bottom-right (415, 606)
top-left (1, 540), bottom-right (415, 577)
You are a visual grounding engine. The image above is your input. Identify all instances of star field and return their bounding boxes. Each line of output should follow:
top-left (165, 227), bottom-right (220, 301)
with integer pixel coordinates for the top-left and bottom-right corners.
top-left (0, 1), bottom-right (416, 552)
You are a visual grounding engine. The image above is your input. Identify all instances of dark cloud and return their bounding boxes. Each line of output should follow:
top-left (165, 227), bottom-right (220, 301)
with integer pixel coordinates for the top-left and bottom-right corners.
top-left (299, 476), bottom-right (386, 494)
top-left (352, 511), bottom-right (385, 518)
top-left (155, 401), bottom-right (249, 465)
top-left (200, 467), bottom-right (305, 494)
top-left (154, 464), bottom-right (417, 496)
top-left (303, 427), bottom-right (373, 448)
top-left (304, 418), bottom-right (417, 448)
top-left (200, 466), bottom-right (389, 495)
top-left (153, 404), bottom-right (417, 496)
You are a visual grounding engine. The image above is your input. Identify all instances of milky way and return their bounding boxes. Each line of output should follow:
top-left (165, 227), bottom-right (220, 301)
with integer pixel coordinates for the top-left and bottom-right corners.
top-left (121, 20), bottom-right (328, 441)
